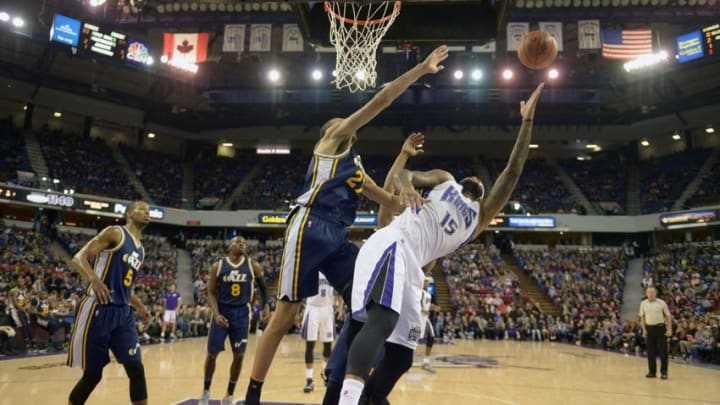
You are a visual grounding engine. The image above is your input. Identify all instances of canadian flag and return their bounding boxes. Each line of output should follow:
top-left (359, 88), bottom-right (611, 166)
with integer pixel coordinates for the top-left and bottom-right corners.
top-left (163, 33), bottom-right (209, 64)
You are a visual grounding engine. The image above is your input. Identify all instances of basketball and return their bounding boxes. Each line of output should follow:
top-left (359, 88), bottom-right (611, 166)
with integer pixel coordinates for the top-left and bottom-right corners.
top-left (518, 31), bottom-right (558, 70)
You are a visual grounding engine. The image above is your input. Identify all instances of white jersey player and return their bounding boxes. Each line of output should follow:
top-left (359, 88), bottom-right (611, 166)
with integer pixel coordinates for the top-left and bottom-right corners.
top-left (351, 179), bottom-right (480, 350)
top-left (301, 273), bottom-right (337, 393)
top-left (338, 82), bottom-right (544, 405)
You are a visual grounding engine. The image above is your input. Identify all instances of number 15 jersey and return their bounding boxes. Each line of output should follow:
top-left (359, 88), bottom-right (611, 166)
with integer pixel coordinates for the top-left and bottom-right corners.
top-left (393, 180), bottom-right (480, 266)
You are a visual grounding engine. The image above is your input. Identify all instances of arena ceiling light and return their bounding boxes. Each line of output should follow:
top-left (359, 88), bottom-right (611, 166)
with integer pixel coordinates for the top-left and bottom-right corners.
top-left (529, 144), bottom-right (539, 149)
top-left (53, 111), bottom-right (62, 118)
top-left (623, 51), bottom-right (669, 73)
top-left (672, 132), bottom-right (682, 140)
top-left (221, 142), bottom-right (233, 147)
top-left (0, 12), bottom-right (9, 22)
top-left (641, 140), bottom-right (650, 146)
top-left (453, 70), bottom-right (464, 80)
top-left (548, 68), bottom-right (559, 80)
top-left (706, 126), bottom-right (715, 134)
top-left (311, 69), bottom-right (323, 81)
top-left (267, 69), bottom-right (281, 83)
top-left (89, 0), bottom-right (107, 6)
top-left (471, 69), bottom-right (483, 81)
top-left (586, 144), bottom-right (598, 149)
top-left (502, 69), bottom-right (513, 80)
top-left (147, 132), bottom-right (156, 138)
top-left (11, 16), bottom-right (23, 27)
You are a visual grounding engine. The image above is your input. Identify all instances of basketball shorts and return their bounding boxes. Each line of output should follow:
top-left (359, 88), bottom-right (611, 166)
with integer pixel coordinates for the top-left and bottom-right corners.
top-left (163, 310), bottom-right (177, 323)
top-left (277, 206), bottom-right (359, 302)
top-left (421, 317), bottom-right (435, 339)
top-left (67, 297), bottom-right (141, 371)
top-left (301, 305), bottom-right (335, 343)
top-left (207, 305), bottom-right (250, 354)
top-left (351, 226), bottom-right (424, 350)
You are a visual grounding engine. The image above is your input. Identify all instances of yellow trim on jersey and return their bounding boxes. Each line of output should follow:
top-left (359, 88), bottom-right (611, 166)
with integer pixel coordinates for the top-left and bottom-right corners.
top-left (67, 295), bottom-right (89, 366)
top-left (81, 301), bottom-right (97, 369)
top-left (308, 180), bottom-right (326, 205)
top-left (293, 208), bottom-right (313, 299)
top-left (99, 251), bottom-right (115, 282)
top-left (309, 156), bottom-right (320, 188)
top-left (277, 210), bottom-right (300, 299)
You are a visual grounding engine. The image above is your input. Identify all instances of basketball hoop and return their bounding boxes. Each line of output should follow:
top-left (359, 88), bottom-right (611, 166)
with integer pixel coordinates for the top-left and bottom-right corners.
top-left (325, 1), bottom-right (401, 92)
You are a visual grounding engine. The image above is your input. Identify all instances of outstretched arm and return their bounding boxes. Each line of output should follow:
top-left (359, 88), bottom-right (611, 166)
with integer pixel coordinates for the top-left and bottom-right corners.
top-left (392, 169), bottom-right (454, 211)
top-left (377, 133), bottom-right (425, 227)
top-left (315, 46), bottom-right (449, 155)
top-left (475, 83), bottom-right (545, 237)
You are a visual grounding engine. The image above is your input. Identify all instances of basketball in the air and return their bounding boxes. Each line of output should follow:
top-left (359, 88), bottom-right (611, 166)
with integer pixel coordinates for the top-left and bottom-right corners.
top-left (517, 31), bottom-right (558, 70)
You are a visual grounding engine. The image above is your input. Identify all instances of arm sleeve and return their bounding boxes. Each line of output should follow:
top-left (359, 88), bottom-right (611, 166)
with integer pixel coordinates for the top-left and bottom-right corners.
top-left (255, 276), bottom-right (268, 306)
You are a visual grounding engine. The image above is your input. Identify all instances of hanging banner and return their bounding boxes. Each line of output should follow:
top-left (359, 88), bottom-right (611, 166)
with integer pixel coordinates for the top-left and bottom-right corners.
top-left (249, 24), bottom-right (272, 52)
top-left (539, 21), bottom-right (564, 51)
top-left (507, 22), bottom-right (529, 51)
top-left (578, 20), bottom-right (601, 50)
top-left (282, 24), bottom-right (303, 52)
top-left (222, 24), bottom-right (245, 53)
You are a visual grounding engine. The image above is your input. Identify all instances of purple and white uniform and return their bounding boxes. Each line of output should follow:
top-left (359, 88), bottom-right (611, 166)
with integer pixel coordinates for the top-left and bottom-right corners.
top-left (351, 180), bottom-right (479, 349)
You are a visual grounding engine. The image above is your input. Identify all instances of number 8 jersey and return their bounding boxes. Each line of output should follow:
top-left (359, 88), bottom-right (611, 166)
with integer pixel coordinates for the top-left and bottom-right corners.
top-left (394, 180), bottom-right (480, 266)
top-left (217, 256), bottom-right (255, 307)
top-left (294, 148), bottom-right (365, 227)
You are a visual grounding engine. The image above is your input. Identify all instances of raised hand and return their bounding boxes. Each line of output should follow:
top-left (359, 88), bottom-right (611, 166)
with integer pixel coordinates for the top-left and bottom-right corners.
top-left (421, 45), bottom-right (449, 74)
top-left (402, 132), bottom-right (425, 157)
top-left (520, 82), bottom-right (545, 121)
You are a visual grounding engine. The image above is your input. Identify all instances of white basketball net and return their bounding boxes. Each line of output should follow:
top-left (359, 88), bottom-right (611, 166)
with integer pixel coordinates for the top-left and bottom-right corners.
top-left (325, 1), bottom-right (401, 92)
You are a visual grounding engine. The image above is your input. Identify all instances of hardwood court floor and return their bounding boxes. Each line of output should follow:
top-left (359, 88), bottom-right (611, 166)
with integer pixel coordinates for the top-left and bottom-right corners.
top-left (0, 336), bottom-right (718, 405)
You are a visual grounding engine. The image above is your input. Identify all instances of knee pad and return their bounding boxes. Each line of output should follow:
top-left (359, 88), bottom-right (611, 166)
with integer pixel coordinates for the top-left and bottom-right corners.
top-left (426, 333), bottom-right (435, 347)
top-left (323, 342), bottom-right (332, 358)
top-left (123, 361), bottom-right (148, 402)
top-left (69, 369), bottom-right (103, 405)
top-left (305, 341), bottom-right (316, 364)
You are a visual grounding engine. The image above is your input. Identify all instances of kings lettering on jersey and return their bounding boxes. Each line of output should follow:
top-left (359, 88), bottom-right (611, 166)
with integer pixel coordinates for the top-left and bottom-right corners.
top-left (440, 185), bottom-right (478, 229)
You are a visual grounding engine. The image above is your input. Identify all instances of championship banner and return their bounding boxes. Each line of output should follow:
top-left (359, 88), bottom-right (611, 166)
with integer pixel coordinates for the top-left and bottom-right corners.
top-left (539, 22), bottom-right (563, 51)
top-left (507, 22), bottom-right (529, 51)
top-left (222, 24), bottom-right (245, 53)
top-left (578, 20), bottom-right (601, 50)
top-left (249, 24), bottom-right (272, 52)
top-left (282, 24), bottom-right (303, 52)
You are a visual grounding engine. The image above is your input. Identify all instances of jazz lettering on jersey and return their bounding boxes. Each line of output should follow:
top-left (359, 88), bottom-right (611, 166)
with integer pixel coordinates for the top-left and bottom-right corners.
top-left (223, 270), bottom-right (249, 283)
top-left (440, 186), bottom-right (478, 229)
top-left (123, 251), bottom-right (143, 270)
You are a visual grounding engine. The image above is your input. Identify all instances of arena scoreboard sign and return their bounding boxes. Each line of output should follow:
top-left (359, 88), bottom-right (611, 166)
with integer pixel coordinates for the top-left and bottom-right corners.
top-left (257, 212), bottom-right (378, 227)
top-left (50, 14), bottom-right (82, 47)
top-left (659, 209), bottom-right (718, 227)
top-left (0, 184), bottom-right (164, 220)
top-left (676, 24), bottom-right (719, 63)
top-left (80, 22), bottom-right (127, 61)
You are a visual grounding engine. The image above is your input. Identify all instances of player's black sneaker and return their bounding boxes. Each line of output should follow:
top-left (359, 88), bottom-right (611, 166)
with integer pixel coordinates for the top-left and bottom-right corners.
top-left (303, 378), bottom-right (314, 393)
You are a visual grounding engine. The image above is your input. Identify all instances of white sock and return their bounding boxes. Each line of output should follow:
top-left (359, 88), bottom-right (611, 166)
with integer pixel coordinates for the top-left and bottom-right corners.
top-left (338, 379), bottom-right (364, 405)
top-left (423, 356), bottom-right (430, 364)
top-left (305, 368), bottom-right (313, 379)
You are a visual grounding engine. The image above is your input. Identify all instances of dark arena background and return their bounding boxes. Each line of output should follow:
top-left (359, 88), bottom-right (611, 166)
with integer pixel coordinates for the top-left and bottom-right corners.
top-left (0, 1), bottom-right (719, 404)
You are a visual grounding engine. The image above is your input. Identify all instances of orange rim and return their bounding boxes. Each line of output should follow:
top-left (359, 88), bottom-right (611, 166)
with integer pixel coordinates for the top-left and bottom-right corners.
top-left (324, 1), bottom-right (401, 26)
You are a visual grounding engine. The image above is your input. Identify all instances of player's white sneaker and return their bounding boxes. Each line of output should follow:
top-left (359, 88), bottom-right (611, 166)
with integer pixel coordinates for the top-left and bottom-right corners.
top-left (221, 395), bottom-right (234, 405)
top-left (199, 390), bottom-right (210, 405)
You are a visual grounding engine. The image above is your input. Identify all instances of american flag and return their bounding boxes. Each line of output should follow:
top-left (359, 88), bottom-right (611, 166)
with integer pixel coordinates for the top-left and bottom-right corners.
top-left (602, 29), bottom-right (653, 60)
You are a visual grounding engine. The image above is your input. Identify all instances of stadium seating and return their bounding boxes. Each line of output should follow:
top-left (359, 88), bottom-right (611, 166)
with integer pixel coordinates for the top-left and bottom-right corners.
top-left (37, 129), bottom-right (141, 200)
top-left (686, 159), bottom-right (720, 209)
top-left (0, 120), bottom-right (32, 185)
top-left (233, 154), bottom-right (306, 210)
top-left (485, 159), bottom-right (576, 214)
top-left (121, 146), bottom-right (184, 208)
top-left (639, 149), bottom-right (712, 214)
top-left (560, 154), bottom-right (627, 214)
top-left (193, 152), bottom-right (254, 209)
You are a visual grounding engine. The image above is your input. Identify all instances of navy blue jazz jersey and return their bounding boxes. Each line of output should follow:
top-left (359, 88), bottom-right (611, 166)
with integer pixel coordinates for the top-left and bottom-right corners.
top-left (296, 148), bottom-right (364, 226)
top-left (208, 257), bottom-right (254, 353)
top-left (67, 226), bottom-right (145, 371)
top-left (277, 148), bottom-right (364, 301)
